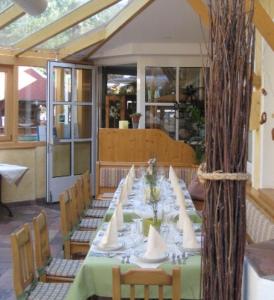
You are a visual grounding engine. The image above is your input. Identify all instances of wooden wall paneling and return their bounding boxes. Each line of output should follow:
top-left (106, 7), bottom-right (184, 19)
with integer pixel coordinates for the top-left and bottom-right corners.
top-left (99, 128), bottom-right (196, 164)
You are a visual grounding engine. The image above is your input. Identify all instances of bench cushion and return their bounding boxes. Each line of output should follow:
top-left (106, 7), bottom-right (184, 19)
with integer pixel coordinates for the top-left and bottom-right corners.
top-left (246, 197), bottom-right (274, 243)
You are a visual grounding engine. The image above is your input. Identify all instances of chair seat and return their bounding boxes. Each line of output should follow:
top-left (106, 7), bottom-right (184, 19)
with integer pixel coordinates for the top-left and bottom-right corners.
top-left (28, 282), bottom-right (71, 300)
top-left (46, 258), bottom-right (82, 278)
top-left (79, 218), bottom-right (102, 229)
top-left (90, 199), bottom-right (111, 209)
top-left (84, 208), bottom-right (106, 218)
top-left (70, 230), bottom-right (95, 242)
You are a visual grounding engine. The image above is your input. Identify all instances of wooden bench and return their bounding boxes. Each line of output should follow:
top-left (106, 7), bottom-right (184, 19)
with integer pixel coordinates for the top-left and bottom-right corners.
top-left (246, 185), bottom-right (274, 244)
top-left (95, 161), bottom-right (198, 197)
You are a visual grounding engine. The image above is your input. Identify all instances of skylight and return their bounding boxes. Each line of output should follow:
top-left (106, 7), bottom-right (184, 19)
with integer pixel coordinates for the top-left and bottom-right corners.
top-left (0, 0), bottom-right (90, 47)
top-left (37, 0), bottom-right (130, 50)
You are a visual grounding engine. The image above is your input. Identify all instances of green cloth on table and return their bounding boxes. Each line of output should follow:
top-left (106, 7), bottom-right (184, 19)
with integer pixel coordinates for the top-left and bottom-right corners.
top-left (65, 255), bottom-right (202, 300)
top-left (104, 209), bottom-right (202, 224)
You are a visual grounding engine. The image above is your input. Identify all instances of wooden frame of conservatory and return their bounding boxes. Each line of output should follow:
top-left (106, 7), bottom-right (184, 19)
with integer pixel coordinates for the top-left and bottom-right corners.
top-left (13, 0), bottom-right (119, 56)
top-left (0, 4), bottom-right (25, 30)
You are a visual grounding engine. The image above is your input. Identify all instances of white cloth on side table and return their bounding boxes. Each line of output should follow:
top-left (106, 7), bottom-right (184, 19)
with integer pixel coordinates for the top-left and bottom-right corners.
top-left (0, 164), bottom-right (28, 185)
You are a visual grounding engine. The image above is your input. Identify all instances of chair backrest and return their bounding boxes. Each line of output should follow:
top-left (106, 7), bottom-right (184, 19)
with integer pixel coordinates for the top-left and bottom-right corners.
top-left (10, 223), bottom-right (36, 297)
top-left (112, 266), bottom-right (181, 300)
top-left (68, 184), bottom-right (81, 225)
top-left (76, 178), bottom-right (87, 211)
top-left (82, 170), bottom-right (91, 207)
top-left (59, 191), bottom-right (74, 236)
top-left (33, 210), bottom-right (51, 273)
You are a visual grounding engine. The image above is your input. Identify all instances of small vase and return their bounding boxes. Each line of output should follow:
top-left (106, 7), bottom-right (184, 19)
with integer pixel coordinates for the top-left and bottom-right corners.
top-left (132, 121), bottom-right (139, 129)
top-left (142, 218), bottom-right (162, 236)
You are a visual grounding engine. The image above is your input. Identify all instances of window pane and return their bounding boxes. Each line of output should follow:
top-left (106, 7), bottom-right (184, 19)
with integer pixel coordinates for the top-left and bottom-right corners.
top-left (145, 105), bottom-right (176, 138)
top-left (38, 0), bottom-right (131, 50)
top-left (18, 66), bottom-right (47, 141)
top-left (76, 69), bottom-right (92, 102)
top-left (179, 68), bottom-right (205, 102)
top-left (54, 68), bottom-right (72, 102)
top-left (53, 143), bottom-right (71, 177)
top-left (0, 0), bottom-right (90, 46)
top-left (53, 105), bottom-right (71, 139)
top-left (74, 105), bottom-right (92, 138)
top-left (0, 72), bottom-right (7, 136)
top-left (74, 142), bottom-right (91, 175)
top-left (0, 0), bottom-right (13, 13)
top-left (145, 67), bottom-right (176, 103)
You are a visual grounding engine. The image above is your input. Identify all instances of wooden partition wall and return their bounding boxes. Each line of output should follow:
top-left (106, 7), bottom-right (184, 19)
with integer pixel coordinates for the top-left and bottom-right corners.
top-left (99, 128), bottom-right (196, 164)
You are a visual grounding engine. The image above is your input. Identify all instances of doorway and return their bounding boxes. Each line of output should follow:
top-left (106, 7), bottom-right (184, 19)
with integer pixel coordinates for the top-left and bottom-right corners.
top-left (46, 62), bottom-right (97, 203)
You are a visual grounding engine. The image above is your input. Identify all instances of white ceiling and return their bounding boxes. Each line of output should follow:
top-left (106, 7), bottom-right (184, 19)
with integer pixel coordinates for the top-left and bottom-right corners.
top-left (90, 0), bottom-right (208, 58)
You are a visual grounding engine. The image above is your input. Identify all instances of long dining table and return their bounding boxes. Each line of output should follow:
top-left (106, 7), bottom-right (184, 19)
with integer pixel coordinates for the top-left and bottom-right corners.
top-left (65, 176), bottom-right (202, 300)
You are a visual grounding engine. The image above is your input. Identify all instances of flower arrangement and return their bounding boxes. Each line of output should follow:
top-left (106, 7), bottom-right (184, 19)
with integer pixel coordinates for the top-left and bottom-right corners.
top-left (144, 158), bottom-right (159, 223)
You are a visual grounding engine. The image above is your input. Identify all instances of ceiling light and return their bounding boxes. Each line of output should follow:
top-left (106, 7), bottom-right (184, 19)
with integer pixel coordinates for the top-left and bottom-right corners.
top-left (12, 0), bottom-right (48, 16)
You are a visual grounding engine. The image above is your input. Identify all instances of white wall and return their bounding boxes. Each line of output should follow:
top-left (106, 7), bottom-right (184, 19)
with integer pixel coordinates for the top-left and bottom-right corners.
top-left (260, 41), bottom-right (274, 188)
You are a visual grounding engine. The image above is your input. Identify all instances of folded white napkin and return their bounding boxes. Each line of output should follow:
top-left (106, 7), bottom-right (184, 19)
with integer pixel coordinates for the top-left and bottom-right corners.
top-left (114, 202), bottom-right (124, 230)
top-left (174, 183), bottom-right (186, 207)
top-left (168, 165), bottom-right (174, 181)
top-left (99, 216), bottom-right (118, 249)
top-left (182, 214), bottom-right (200, 249)
top-left (119, 180), bottom-right (128, 204)
top-left (144, 225), bottom-right (167, 259)
top-left (177, 205), bottom-right (188, 231)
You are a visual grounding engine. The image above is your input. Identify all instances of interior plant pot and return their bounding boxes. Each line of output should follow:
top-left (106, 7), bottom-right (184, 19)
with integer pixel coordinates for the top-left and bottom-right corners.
top-left (132, 120), bottom-right (139, 128)
top-left (142, 218), bottom-right (161, 236)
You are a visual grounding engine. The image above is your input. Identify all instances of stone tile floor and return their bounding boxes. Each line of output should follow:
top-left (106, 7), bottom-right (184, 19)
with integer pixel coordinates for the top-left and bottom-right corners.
top-left (0, 202), bottom-right (63, 300)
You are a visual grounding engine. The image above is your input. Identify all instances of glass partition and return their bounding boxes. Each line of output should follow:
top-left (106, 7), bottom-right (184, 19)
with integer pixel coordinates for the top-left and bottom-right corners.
top-left (145, 67), bottom-right (176, 103)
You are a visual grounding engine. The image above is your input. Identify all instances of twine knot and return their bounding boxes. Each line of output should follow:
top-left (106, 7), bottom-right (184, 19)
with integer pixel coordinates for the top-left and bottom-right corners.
top-left (197, 163), bottom-right (249, 184)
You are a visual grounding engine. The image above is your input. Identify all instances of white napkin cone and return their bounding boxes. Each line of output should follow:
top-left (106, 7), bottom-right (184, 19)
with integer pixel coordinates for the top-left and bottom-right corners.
top-left (182, 214), bottom-right (200, 249)
top-left (99, 216), bottom-right (118, 249)
top-left (114, 202), bottom-right (124, 230)
top-left (119, 180), bottom-right (128, 204)
top-left (177, 205), bottom-right (188, 231)
top-left (169, 165), bottom-right (174, 181)
top-left (174, 183), bottom-right (186, 207)
top-left (144, 225), bottom-right (167, 259)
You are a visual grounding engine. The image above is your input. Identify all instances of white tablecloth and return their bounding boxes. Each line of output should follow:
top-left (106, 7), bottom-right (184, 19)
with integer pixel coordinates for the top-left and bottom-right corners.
top-left (0, 164), bottom-right (28, 185)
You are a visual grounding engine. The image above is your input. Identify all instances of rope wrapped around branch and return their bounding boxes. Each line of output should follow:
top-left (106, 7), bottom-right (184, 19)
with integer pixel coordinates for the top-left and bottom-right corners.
top-left (197, 163), bottom-right (249, 184)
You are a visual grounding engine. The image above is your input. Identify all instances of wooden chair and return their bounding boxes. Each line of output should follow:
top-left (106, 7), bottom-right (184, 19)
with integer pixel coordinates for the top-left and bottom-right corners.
top-left (10, 223), bottom-right (70, 299)
top-left (82, 170), bottom-right (111, 209)
top-left (112, 266), bottom-right (181, 300)
top-left (59, 191), bottom-right (95, 258)
top-left (68, 185), bottom-right (103, 232)
top-left (33, 210), bottom-right (82, 282)
top-left (76, 178), bottom-right (107, 219)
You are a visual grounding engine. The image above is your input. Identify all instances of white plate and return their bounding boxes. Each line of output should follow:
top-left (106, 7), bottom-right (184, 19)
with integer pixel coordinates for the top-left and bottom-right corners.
top-left (118, 224), bottom-right (128, 232)
top-left (136, 253), bottom-right (168, 263)
top-left (95, 242), bottom-right (124, 252)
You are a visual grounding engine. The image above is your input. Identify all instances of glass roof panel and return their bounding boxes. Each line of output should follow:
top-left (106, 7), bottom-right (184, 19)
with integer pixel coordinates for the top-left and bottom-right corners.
top-left (0, 0), bottom-right (13, 13)
top-left (37, 0), bottom-right (131, 50)
top-left (0, 0), bottom-right (90, 47)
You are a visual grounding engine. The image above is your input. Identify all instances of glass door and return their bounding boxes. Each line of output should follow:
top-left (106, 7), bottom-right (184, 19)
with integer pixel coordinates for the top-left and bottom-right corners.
top-left (46, 61), bottom-right (97, 202)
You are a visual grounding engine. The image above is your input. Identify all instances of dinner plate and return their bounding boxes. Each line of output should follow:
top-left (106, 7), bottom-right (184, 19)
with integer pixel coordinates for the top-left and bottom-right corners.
top-left (135, 253), bottom-right (168, 263)
top-left (95, 241), bottom-right (124, 252)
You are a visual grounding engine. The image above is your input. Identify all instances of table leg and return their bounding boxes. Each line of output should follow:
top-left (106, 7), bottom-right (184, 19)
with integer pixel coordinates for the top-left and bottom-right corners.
top-left (0, 175), bottom-right (13, 217)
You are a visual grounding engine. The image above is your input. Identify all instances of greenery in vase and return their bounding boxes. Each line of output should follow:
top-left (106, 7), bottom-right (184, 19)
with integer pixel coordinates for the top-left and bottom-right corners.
top-left (144, 158), bottom-right (160, 223)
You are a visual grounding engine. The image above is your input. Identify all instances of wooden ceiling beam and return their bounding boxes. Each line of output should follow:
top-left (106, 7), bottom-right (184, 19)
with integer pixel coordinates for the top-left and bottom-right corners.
top-left (186, 0), bottom-right (263, 88)
top-left (185, 0), bottom-right (209, 27)
top-left (14, 0), bottom-right (119, 56)
top-left (81, 0), bottom-right (155, 60)
top-left (0, 4), bottom-right (25, 30)
top-left (58, 28), bottom-right (106, 60)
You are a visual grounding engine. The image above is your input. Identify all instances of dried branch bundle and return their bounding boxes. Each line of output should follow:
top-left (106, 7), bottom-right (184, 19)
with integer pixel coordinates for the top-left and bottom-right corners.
top-left (202, 1), bottom-right (255, 300)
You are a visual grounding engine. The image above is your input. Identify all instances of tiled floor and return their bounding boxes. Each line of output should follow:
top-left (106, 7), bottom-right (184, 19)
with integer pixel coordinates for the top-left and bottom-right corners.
top-left (0, 202), bottom-right (63, 300)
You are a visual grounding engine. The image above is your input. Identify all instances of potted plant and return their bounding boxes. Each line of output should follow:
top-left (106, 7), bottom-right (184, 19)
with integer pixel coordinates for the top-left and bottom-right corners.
top-left (130, 112), bottom-right (142, 129)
